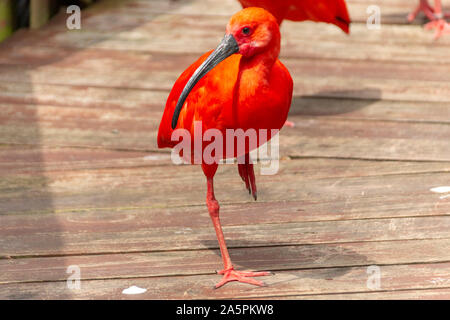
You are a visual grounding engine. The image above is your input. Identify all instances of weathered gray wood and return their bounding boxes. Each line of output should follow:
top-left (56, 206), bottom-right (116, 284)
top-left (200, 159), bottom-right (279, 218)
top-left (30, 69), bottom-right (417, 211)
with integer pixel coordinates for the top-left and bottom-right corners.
top-left (4, 23), bottom-right (450, 64)
top-left (1, 239), bottom-right (449, 284)
top-left (0, 100), bottom-right (449, 161)
top-left (0, 0), bottom-right (449, 300)
top-left (259, 288), bottom-right (450, 300)
top-left (1, 213), bottom-right (449, 257)
top-left (0, 147), bottom-right (167, 174)
top-left (1, 262), bottom-right (450, 299)
top-left (4, 1), bottom-right (450, 66)
top-left (51, 0), bottom-right (450, 27)
top-left (0, 156), bottom-right (449, 214)
top-left (2, 52), bottom-right (450, 100)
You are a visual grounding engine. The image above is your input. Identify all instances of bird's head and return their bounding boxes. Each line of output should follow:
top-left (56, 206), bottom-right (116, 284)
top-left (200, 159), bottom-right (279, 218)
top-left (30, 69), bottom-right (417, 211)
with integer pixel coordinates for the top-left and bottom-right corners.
top-left (171, 7), bottom-right (280, 129)
top-left (226, 7), bottom-right (280, 58)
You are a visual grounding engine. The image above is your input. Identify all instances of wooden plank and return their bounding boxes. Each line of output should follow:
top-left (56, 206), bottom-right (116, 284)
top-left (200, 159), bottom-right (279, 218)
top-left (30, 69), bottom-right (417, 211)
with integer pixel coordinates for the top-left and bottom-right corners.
top-left (1, 91), bottom-right (449, 124)
top-left (3, 8), bottom-right (450, 64)
top-left (34, 8), bottom-right (450, 47)
top-left (289, 97), bottom-right (450, 124)
top-left (0, 81), bottom-right (167, 109)
top-left (1, 212), bottom-right (449, 257)
top-left (0, 146), bottom-right (168, 174)
top-left (1, 159), bottom-right (449, 216)
top-left (1, 185), bottom-right (448, 236)
top-left (2, 46), bottom-right (450, 87)
top-left (0, 84), bottom-right (449, 124)
top-left (0, 156), bottom-right (448, 214)
top-left (1, 262), bottom-right (450, 299)
top-left (259, 288), bottom-right (450, 300)
top-left (1, 147), bottom-right (449, 174)
top-left (69, 0), bottom-right (450, 26)
top-left (45, 13), bottom-right (447, 49)
top-left (0, 100), bottom-right (449, 161)
top-left (281, 117), bottom-right (450, 161)
top-left (1, 239), bottom-right (449, 284)
top-left (1, 50), bottom-right (450, 103)
top-left (0, 80), bottom-right (448, 125)
top-left (3, 36), bottom-right (450, 69)
top-left (5, 20), bottom-right (450, 63)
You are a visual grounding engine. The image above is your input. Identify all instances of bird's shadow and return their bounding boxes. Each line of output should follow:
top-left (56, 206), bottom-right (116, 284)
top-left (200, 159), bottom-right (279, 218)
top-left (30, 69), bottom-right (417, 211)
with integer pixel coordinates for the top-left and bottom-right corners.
top-left (289, 88), bottom-right (382, 117)
top-left (201, 238), bottom-right (373, 283)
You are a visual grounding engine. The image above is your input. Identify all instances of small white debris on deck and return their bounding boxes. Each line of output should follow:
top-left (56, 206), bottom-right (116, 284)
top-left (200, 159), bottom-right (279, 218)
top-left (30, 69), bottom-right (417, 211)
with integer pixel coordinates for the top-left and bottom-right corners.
top-left (430, 186), bottom-right (450, 199)
top-left (122, 286), bottom-right (147, 295)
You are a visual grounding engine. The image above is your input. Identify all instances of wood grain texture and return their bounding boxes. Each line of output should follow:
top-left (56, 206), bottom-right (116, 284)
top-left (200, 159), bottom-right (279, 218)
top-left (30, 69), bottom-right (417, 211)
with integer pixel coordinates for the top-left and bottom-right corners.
top-left (1, 239), bottom-right (449, 284)
top-left (0, 157), bottom-right (449, 214)
top-left (0, 0), bottom-right (449, 299)
top-left (2, 51), bottom-right (450, 101)
top-left (1, 262), bottom-right (450, 299)
top-left (0, 101), bottom-right (448, 161)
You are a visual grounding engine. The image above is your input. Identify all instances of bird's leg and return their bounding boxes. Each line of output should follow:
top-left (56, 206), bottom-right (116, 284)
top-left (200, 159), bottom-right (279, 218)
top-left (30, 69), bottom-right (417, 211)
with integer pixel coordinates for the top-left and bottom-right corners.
top-left (408, 0), bottom-right (435, 22)
top-left (206, 176), bottom-right (271, 289)
top-left (237, 153), bottom-right (257, 200)
top-left (424, 0), bottom-right (450, 39)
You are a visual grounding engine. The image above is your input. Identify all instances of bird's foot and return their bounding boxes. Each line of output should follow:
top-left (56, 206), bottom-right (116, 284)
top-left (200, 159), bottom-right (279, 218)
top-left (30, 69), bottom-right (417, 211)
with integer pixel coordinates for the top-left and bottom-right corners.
top-left (214, 267), bottom-right (272, 289)
top-left (425, 18), bottom-right (450, 39)
top-left (283, 120), bottom-right (295, 128)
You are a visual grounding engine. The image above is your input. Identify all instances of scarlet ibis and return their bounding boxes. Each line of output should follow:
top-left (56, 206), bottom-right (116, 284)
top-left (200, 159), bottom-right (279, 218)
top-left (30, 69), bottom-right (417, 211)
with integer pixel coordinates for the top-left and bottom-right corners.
top-left (238, 0), bottom-right (351, 34)
top-left (408, 0), bottom-right (450, 39)
top-left (157, 8), bottom-right (293, 288)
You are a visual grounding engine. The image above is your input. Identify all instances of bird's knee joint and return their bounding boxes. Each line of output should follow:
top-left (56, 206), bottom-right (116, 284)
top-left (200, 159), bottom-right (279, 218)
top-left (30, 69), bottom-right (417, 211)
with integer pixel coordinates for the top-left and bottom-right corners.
top-left (207, 199), bottom-right (220, 216)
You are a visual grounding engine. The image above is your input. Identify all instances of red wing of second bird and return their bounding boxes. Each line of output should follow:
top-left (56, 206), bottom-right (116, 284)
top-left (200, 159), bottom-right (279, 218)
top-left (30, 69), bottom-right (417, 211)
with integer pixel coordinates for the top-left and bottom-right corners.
top-left (239, 0), bottom-right (351, 33)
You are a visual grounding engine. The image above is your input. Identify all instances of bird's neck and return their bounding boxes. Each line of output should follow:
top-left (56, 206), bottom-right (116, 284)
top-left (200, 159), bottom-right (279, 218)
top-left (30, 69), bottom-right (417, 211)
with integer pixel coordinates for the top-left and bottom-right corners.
top-left (232, 45), bottom-right (281, 129)
top-left (240, 44), bottom-right (280, 85)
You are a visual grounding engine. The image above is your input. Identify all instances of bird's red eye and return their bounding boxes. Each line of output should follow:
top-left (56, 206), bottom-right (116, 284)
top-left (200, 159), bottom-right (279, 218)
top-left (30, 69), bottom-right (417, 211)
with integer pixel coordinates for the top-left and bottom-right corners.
top-left (242, 27), bottom-right (251, 35)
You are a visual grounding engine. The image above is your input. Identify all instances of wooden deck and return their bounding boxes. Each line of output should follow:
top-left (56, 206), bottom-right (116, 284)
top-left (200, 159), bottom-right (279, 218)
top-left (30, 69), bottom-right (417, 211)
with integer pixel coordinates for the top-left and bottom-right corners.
top-left (0, 0), bottom-right (449, 299)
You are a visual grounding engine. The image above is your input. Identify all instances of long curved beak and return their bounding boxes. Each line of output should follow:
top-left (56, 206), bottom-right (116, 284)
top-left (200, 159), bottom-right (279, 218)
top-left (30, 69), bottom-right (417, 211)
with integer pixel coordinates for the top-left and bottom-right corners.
top-left (171, 34), bottom-right (239, 129)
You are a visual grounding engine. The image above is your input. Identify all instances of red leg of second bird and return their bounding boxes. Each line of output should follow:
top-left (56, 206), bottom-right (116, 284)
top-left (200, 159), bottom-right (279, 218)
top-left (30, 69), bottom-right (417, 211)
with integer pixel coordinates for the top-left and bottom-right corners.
top-left (408, 0), bottom-right (436, 21)
top-left (424, 0), bottom-right (450, 39)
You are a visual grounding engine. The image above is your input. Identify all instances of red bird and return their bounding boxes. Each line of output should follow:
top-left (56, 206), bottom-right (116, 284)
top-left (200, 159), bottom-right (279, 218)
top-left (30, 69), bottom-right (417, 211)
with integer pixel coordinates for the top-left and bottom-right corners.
top-left (158, 8), bottom-right (293, 288)
top-left (408, 0), bottom-right (450, 39)
top-left (238, 0), bottom-right (351, 34)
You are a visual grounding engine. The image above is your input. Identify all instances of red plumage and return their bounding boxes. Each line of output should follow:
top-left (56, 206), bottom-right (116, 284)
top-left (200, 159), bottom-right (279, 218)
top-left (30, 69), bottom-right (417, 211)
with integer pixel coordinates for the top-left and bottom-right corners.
top-left (238, 0), bottom-right (351, 33)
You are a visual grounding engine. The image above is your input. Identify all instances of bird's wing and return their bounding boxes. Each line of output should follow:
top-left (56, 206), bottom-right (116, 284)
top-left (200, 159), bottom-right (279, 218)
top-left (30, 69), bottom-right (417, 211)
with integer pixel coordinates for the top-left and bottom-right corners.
top-left (237, 0), bottom-right (287, 24)
top-left (157, 51), bottom-right (241, 149)
top-left (238, 0), bottom-right (350, 33)
top-left (286, 0), bottom-right (351, 34)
